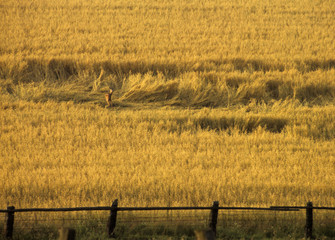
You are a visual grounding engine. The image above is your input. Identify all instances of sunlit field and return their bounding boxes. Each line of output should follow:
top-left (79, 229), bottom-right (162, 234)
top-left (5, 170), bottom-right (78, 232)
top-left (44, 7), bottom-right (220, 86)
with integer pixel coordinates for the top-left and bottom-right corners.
top-left (1, 0), bottom-right (335, 210)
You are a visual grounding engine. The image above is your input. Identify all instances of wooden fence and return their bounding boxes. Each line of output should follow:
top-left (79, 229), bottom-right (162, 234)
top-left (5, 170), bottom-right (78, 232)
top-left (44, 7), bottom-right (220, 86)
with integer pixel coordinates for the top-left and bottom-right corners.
top-left (1, 200), bottom-right (335, 239)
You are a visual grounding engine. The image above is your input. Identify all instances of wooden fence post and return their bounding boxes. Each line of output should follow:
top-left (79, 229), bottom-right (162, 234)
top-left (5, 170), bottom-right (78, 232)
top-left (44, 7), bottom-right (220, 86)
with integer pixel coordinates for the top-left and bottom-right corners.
top-left (306, 201), bottom-right (313, 239)
top-left (209, 201), bottom-right (219, 235)
top-left (4, 206), bottom-right (15, 239)
top-left (107, 199), bottom-right (118, 238)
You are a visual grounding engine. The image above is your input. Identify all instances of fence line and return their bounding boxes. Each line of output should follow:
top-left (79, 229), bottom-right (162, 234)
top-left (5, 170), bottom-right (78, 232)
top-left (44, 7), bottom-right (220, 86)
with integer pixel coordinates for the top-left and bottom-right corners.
top-left (1, 206), bottom-right (310, 213)
top-left (1, 200), bottom-right (335, 239)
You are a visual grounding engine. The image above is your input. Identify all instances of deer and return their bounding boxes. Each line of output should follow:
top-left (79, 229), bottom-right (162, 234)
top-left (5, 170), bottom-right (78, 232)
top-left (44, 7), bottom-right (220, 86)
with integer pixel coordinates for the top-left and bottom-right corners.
top-left (194, 229), bottom-right (216, 240)
top-left (105, 88), bottom-right (113, 107)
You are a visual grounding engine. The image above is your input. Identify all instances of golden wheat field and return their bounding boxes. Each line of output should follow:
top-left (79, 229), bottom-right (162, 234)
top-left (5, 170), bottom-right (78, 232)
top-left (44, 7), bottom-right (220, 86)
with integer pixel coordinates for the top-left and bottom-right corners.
top-left (0, 0), bottom-right (335, 209)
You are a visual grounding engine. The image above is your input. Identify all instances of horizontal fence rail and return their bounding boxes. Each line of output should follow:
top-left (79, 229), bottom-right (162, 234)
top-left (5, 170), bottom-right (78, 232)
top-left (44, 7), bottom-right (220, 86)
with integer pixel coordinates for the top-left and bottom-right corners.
top-left (0, 206), bottom-right (305, 213)
top-left (1, 201), bottom-right (335, 239)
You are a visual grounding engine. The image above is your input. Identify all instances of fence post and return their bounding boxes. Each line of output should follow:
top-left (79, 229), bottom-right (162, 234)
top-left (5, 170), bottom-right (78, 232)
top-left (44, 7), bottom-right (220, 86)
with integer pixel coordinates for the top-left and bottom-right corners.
top-left (209, 201), bottom-right (219, 235)
top-left (4, 206), bottom-right (15, 239)
top-left (107, 199), bottom-right (118, 238)
top-left (305, 201), bottom-right (313, 239)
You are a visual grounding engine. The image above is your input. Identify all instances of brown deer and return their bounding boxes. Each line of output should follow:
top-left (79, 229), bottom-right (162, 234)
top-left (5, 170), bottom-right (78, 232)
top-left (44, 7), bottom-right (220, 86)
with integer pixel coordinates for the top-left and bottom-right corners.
top-left (194, 229), bottom-right (216, 240)
top-left (105, 88), bottom-right (113, 107)
top-left (58, 227), bottom-right (76, 240)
